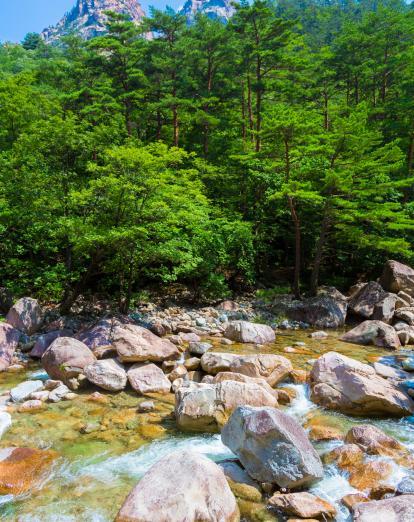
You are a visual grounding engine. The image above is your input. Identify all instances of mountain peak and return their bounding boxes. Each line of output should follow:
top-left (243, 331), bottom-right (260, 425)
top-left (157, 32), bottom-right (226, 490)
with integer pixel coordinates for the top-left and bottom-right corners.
top-left (180, 0), bottom-right (236, 23)
top-left (41, 0), bottom-right (146, 43)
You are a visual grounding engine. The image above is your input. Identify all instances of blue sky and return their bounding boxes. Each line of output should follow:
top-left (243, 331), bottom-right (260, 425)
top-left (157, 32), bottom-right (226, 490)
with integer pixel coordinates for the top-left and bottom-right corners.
top-left (0, 0), bottom-right (180, 42)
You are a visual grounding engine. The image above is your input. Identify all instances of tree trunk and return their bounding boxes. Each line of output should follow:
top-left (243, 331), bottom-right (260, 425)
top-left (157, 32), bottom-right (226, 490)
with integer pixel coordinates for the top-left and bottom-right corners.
top-left (288, 196), bottom-right (301, 298)
top-left (310, 205), bottom-right (331, 295)
top-left (247, 75), bottom-right (254, 143)
top-left (241, 80), bottom-right (246, 144)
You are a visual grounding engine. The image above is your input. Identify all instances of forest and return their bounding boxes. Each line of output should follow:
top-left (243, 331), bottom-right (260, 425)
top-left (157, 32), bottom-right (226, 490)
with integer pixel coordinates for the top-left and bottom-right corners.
top-left (0, 0), bottom-right (413, 311)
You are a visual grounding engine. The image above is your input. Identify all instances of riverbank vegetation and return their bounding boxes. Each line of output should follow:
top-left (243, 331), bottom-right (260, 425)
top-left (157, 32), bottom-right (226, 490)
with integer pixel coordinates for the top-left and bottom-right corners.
top-left (1, 0), bottom-right (413, 309)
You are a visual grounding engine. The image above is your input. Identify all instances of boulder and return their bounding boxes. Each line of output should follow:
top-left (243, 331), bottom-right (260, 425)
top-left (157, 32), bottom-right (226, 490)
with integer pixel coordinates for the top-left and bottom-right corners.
top-left (84, 358), bottom-right (127, 391)
top-left (345, 424), bottom-right (407, 458)
top-left (112, 324), bottom-right (180, 363)
top-left (224, 321), bottom-right (275, 344)
top-left (30, 330), bottom-right (72, 358)
top-left (372, 293), bottom-right (399, 323)
top-left (0, 322), bottom-right (21, 371)
top-left (272, 290), bottom-right (347, 328)
top-left (353, 495), bottom-right (414, 522)
top-left (48, 384), bottom-right (71, 402)
top-left (0, 447), bottom-right (57, 495)
top-left (10, 380), bottom-right (43, 402)
top-left (349, 281), bottom-right (386, 318)
top-left (212, 372), bottom-right (276, 396)
top-left (18, 399), bottom-right (44, 413)
top-left (76, 318), bottom-right (119, 350)
top-left (189, 341), bottom-right (212, 355)
top-left (324, 444), bottom-right (364, 473)
top-left (201, 352), bottom-right (238, 374)
top-left (229, 354), bottom-right (292, 386)
top-left (341, 320), bottom-right (401, 349)
top-left (268, 492), bottom-right (336, 519)
top-left (221, 406), bottom-right (323, 488)
top-left (395, 307), bottom-right (414, 325)
top-left (42, 337), bottom-right (96, 385)
top-left (6, 297), bottom-right (43, 334)
top-left (380, 260), bottom-right (414, 297)
top-left (127, 363), bottom-right (171, 395)
top-left (310, 352), bottom-right (414, 416)
top-left (115, 450), bottom-right (239, 522)
top-left (175, 381), bottom-right (278, 432)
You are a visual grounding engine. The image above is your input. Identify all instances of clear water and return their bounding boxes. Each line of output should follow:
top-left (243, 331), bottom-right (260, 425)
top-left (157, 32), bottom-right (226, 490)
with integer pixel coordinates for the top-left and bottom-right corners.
top-left (0, 330), bottom-right (413, 521)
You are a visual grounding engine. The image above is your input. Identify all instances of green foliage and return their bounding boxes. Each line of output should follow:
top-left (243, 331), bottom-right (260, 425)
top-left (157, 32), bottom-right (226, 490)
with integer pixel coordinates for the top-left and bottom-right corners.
top-left (1, 0), bottom-right (414, 308)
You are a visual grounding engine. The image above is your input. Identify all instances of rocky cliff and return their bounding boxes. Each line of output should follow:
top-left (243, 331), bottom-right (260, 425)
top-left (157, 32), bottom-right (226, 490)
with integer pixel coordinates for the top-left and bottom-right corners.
top-left (41, 0), bottom-right (146, 43)
top-left (180, 0), bottom-right (235, 23)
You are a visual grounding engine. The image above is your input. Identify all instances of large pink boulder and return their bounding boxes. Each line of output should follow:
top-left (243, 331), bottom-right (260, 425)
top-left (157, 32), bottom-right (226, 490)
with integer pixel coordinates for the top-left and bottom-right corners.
top-left (353, 495), bottom-right (414, 521)
top-left (115, 450), bottom-right (239, 522)
top-left (112, 324), bottom-right (180, 363)
top-left (310, 351), bottom-right (414, 416)
top-left (224, 321), bottom-right (275, 344)
top-left (380, 260), bottom-right (414, 296)
top-left (0, 323), bottom-right (20, 371)
top-left (42, 337), bottom-right (96, 385)
top-left (341, 320), bottom-right (401, 349)
top-left (30, 330), bottom-right (72, 358)
top-left (127, 363), bottom-right (171, 395)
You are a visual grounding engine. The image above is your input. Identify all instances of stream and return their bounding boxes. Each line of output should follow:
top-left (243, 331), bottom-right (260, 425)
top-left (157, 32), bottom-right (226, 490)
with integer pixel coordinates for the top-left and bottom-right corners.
top-left (1, 330), bottom-right (414, 521)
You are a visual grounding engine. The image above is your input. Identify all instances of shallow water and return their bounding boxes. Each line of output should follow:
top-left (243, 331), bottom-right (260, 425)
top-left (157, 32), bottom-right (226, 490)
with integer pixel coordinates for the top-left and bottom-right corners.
top-left (0, 330), bottom-right (413, 521)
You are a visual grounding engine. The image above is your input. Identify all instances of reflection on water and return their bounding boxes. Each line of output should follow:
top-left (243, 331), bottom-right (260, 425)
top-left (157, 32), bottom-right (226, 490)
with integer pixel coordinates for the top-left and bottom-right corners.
top-left (0, 330), bottom-right (413, 521)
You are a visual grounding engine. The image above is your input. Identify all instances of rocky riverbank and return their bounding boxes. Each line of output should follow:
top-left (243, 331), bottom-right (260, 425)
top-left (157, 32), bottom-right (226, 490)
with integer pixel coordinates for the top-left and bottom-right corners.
top-left (1, 259), bottom-right (414, 521)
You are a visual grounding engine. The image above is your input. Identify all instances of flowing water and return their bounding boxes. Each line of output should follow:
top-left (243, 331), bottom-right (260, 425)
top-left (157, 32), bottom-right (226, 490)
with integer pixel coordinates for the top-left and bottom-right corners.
top-left (1, 330), bottom-right (414, 521)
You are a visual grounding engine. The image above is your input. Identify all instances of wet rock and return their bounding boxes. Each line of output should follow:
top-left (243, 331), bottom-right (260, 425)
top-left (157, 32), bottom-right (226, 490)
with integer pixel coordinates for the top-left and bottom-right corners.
top-left (112, 324), bottom-right (180, 363)
top-left (189, 341), bottom-right (212, 355)
top-left (349, 281), bottom-right (386, 318)
top-left (29, 390), bottom-right (50, 402)
top-left (349, 460), bottom-right (393, 490)
top-left (402, 357), bottom-right (414, 372)
top-left (395, 307), bottom-right (414, 325)
top-left (268, 492), bottom-right (336, 519)
top-left (175, 381), bottom-right (278, 432)
top-left (221, 338), bottom-right (234, 345)
top-left (0, 322), bottom-right (21, 371)
top-left (219, 460), bottom-right (262, 502)
top-left (0, 447), bottom-right (57, 495)
top-left (224, 321), bottom-right (275, 344)
top-left (229, 354), bottom-right (292, 386)
top-left (221, 406), bottom-right (323, 488)
top-left (30, 330), bottom-right (72, 358)
top-left (373, 362), bottom-right (409, 380)
top-left (353, 494), bottom-right (414, 521)
top-left (17, 399), bottom-right (44, 412)
top-left (84, 358), bottom-right (127, 391)
top-left (179, 332), bottom-right (201, 343)
top-left (380, 260), bottom-right (414, 296)
top-left (42, 337), bottom-right (96, 386)
top-left (10, 380), bottom-right (43, 402)
top-left (324, 444), bottom-right (364, 473)
top-left (168, 365), bottom-right (188, 382)
top-left (308, 424), bottom-right (343, 442)
top-left (310, 351), bottom-right (413, 416)
top-left (341, 320), bottom-right (400, 349)
top-left (127, 363), bottom-right (171, 395)
top-left (48, 384), bottom-right (71, 402)
top-left (345, 424), bottom-right (407, 458)
top-left (309, 330), bottom-right (328, 339)
top-left (396, 476), bottom-right (414, 494)
top-left (398, 329), bottom-right (414, 346)
top-left (115, 450), bottom-right (239, 522)
top-left (369, 484), bottom-right (396, 500)
top-left (6, 297), bottom-right (43, 335)
top-left (341, 493), bottom-right (369, 510)
top-left (201, 352), bottom-right (238, 374)
top-left (80, 422), bottom-right (100, 434)
top-left (137, 401), bottom-right (155, 413)
top-left (0, 412), bottom-right (11, 439)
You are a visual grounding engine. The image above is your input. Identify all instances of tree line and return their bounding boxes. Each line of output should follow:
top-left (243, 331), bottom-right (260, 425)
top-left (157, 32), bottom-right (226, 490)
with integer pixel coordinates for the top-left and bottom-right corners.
top-left (0, 0), bottom-right (413, 311)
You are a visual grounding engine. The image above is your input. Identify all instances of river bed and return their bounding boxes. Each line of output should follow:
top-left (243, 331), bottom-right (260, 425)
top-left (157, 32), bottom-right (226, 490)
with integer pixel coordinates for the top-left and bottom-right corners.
top-left (1, 330), bottom-right (413, 521)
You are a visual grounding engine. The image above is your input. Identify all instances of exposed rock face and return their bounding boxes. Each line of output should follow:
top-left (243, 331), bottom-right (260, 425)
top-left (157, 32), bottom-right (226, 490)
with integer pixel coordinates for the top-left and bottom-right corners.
top-left (115, 450), bottom-right (240, 522)
top-left (127, 363), bottom-right (171, 394)
top-left (0, 447), bottom-right (57, 495)
top-left (84, 358), bottom-right (127, 391)
top-left (0, 323), bottom-right (21, 371)
top-left (341, 320), bottom-right (401, 349)
top-left (353, 495), bottom-right (414, 522)
top-left (380, 260), bottom-right (414, 297)
top-left (42, 337), bottom-right (96, 385)
top-left (310, 352), bottom-right (414, 416)
top-left (268, 492), bottom-right (336, 519)
top-left (6, 297), bottom-right (43, 335)
top-left (112, 324), bottom-right (180, 363)
top-left (348, 281), bottom-right (386, 318)
top-left (272, 291), bottom-right (347, 328)
top-left (180, 0), bottom-right (236, 23)
top-left (224, 321), bottom-right (275, 344)
top-left (175, 381), bottom-right (278, 432)
top-left (221, 406), bottom-right (323, 488)
top-left (41, 0), bottom-right (146, 44)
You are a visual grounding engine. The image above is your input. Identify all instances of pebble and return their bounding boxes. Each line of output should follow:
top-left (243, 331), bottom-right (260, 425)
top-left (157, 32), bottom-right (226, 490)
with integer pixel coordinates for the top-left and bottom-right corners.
top-left (137, 401), bottom-right (155, 413)
top-left (18, 399), bottom-right (43, 413)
